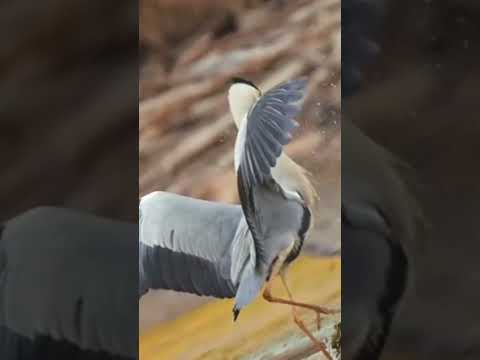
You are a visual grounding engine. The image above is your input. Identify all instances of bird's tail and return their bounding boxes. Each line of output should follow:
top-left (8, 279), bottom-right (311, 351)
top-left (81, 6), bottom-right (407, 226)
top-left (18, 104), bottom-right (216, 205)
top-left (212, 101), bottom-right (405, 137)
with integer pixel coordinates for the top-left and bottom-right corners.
top-left (232, 267), bottom-right (266, 322)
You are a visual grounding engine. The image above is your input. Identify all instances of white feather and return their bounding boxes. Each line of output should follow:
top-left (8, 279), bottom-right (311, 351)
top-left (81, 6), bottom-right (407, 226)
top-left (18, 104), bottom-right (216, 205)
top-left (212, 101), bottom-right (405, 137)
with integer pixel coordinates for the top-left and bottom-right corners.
top-left (228, 82), bottom-right (259, 127)
top-left (234, 114), bottom-right (248, 171)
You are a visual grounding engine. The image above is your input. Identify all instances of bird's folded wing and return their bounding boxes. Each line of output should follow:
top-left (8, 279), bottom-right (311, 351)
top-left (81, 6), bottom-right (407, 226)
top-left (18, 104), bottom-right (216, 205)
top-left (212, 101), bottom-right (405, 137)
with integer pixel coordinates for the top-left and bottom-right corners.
top-left (236, 78), bottom-right (308, 266)
top-left (139, 192), bottom-right (251, 299)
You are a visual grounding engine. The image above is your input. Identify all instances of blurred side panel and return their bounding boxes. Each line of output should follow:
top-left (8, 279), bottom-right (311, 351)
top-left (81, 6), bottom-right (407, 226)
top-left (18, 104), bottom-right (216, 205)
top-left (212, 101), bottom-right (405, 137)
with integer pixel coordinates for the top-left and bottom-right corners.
top-left (0, 1), bottom-right (138, 359)
top-left (0, 0), bottom-right (138, 222)
top-left (343, 0), bottom-right (480, 359)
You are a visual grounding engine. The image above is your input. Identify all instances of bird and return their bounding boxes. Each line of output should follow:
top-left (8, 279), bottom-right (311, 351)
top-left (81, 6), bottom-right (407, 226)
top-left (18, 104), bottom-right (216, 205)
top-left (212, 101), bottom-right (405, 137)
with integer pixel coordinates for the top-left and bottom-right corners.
top-left (139, 77), bottom-right (335, 359)
top-left (0, 207), bottom-right (137, 360)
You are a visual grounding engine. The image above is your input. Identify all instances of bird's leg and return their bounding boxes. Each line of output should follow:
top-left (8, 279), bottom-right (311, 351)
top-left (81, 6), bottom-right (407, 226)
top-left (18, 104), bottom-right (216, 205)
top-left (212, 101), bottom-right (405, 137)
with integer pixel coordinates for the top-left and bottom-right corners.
top-left (291, 305), bottom-right (334, 360)
top-left (280, 273), bottom-right (323, 330)
top-left (277, 271), bottom-right (336, 328)
top-left (262, 281), bottom-right (333, 360)
top-left (262, 278), bottom-right (333, 315)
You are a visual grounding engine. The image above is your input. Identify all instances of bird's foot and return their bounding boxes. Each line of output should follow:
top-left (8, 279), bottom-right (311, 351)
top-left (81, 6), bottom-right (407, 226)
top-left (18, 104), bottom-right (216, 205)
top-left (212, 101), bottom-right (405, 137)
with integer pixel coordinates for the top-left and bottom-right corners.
top-left (292, 304), bottom-right (337, 330)
top-left (308, 304), bottom-right (338, 315)
top-left (308, 306), bottom-right (339, 330)
top-left (316, 311), bottom-right (321, 331)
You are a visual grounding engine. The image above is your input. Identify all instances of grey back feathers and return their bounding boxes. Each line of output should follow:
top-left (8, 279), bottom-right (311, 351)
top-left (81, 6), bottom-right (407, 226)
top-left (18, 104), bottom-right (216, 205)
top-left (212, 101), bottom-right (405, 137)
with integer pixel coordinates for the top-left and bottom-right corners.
top-left (245, 185), bottom-right (305, 269)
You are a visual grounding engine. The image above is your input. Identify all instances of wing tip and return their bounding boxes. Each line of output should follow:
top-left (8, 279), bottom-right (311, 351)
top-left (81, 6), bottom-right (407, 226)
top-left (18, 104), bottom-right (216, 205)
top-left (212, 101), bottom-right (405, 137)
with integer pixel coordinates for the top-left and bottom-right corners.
top-left (233, 307), bottom-right (240, 321)
top-left (288, 76), bottom-right (309, 89)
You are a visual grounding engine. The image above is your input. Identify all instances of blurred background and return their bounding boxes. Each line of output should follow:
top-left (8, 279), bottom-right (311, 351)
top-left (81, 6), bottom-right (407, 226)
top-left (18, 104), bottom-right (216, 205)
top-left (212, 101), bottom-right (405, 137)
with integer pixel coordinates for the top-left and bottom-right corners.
top-left (0, 1), bottom-right (138, 223)
top-left (344, 0), bottom-right (480, 359)
top-left (139, 0), bottom-right (340, 357)
top-left (0, 1), bottom-right (138, 359)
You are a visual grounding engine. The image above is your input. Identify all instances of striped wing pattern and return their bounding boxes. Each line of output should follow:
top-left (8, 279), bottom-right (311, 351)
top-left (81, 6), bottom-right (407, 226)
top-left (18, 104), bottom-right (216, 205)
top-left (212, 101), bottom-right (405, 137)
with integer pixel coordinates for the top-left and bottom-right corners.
top-left (237, 78), bottom-right (308, 266)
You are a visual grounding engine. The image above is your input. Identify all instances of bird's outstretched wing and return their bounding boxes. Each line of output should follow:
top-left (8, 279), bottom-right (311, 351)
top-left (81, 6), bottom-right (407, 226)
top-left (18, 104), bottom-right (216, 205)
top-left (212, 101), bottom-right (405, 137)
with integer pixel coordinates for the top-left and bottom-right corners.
top-left (139, 191), bottom-right (254, 299)
top-left (236, 78), bottom-right (307, 186)
top-left (0, 207), bottom-right (137, 359)
top-left (236, 78), bottom-right (307, 266)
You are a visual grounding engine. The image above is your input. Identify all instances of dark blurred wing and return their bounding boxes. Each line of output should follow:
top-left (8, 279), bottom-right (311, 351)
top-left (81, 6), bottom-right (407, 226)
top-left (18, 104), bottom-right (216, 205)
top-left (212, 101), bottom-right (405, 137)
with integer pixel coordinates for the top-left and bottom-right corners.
top-left (139, 192), bottom-right (251, 299)
top-left (237, 78), bottom-right (307, 265)
top-left (342, 202), bottom-right (390, 237)
top-left (0, 207), bottom-right (137, 359)
top-left (342, 200), bottom-right (407, 359)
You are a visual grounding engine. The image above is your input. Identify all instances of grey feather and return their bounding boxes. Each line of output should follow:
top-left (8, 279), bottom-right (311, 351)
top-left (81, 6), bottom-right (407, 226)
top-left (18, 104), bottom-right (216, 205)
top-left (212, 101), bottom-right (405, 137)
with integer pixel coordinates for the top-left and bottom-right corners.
top-left (233, 265), bottom-right (266, 320)
top-left (237, 178), bottom-right (305, 270)
top-left (140, 243), bottom-right (236, 298)
top-left (239, 78), bottom-right (307, 186)
top-left (230, 216), bottom-right (255, 285)
top-left (231, 194), bottom-right (304, 319)
top-left (0, 207), bottom-right (137, 358)
top-left (139, 191), bottom-right (258, 301)
top-left (140, 192), bottom-right (240, 261)
top-left (236, 78), bottom-right (308, 267)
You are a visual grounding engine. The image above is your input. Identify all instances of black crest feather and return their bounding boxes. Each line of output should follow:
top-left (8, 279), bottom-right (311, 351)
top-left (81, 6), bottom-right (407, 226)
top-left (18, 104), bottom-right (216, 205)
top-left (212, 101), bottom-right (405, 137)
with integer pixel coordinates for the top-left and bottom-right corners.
top-left (230, 77), bottom-right (260, 91)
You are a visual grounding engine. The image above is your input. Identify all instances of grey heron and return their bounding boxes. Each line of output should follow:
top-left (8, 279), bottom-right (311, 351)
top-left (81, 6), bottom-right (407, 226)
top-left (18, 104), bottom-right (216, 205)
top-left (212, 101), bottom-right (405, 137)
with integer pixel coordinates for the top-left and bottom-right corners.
top-left (0, 207), bottom-right (137, 360)
top-left (139, 78), bottom-right (335, 359)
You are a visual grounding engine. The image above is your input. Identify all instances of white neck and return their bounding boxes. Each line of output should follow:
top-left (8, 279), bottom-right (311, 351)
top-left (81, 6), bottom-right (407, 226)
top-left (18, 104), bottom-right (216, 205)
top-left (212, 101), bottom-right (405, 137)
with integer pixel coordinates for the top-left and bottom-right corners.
top-left (228, 83), bottom-right (260, 128)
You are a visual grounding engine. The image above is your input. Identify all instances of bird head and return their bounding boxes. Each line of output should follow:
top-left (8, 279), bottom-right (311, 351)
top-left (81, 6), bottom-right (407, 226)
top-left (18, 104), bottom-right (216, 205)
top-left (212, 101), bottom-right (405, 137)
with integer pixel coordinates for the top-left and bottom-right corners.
top-left (228, 77), bottom-right (261, 128)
